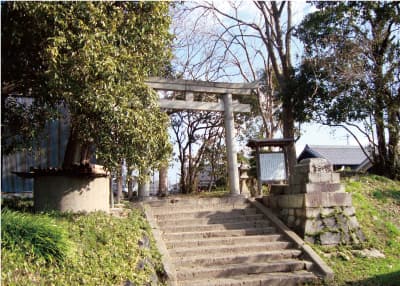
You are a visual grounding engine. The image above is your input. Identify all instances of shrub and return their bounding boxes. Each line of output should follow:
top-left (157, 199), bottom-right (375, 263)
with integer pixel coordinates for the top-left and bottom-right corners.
top-left (1, 196), bottom-right (34, 212)
top-left (1, 209), bottom-right (71, 264)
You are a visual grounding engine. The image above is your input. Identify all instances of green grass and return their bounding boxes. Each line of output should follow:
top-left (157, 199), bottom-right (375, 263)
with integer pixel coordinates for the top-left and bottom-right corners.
top-left (312, 174), bottom-right (400, 286)
top-left (1, 206), bottom-right (165, 286)
top-left (1, 209), bottom-right (71, 264)
top-left (174, 186), bottom-right (231, 198)
top-left (196, 187), bottom-right (230, 197)
top-left (1, 197), bottom-right (34, 212)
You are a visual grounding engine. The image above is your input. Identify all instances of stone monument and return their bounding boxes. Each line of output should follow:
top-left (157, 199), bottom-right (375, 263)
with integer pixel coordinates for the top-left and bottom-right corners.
top-left (265, 158), bottom-right (364, 245)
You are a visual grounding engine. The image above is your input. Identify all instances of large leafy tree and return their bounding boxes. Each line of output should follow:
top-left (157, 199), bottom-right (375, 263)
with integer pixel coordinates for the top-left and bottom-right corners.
top-left (297, 2), bottom-right (400, 179)
top-left (2, 2), bottom-right (173, 176)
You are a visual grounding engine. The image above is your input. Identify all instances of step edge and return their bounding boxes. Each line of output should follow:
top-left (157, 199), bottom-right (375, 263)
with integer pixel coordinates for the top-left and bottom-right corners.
top-left (152, 208), bottom-right (257, 216)
top-left (160, 220), bottom-right (272, 231)
top-left (142, 204), bottom-right (178, 286)
top-left (163, 226), bottom-right (276, 235)
top-left (165, 234), bottom-right (282, 243)
top-left (169, 241), bottom-right (292, 253)
top-left (175, 260), bottom-right (311, 280)
top-left (171, 249), bottom-right (303, 262)
top-left (176, 259), bottom-right (307, 270)
top-left (157, 215), bottom-right (266, 224)
top-left (177, 270), bottom-right (318, 285)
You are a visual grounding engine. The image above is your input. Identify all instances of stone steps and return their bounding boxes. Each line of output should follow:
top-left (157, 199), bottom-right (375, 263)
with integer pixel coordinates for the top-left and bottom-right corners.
top-left (176, 260), bottom-right (311, 280)
top-left (158, 213), bottom-right (266, 225)
top-left (163, 226), bottom-right (278, 240)
top-left (151, 205), bottom-right (251, 215)
top-left (146, 196), bottom-right (248, 208)
top-left (172, 249), bottom-right (303, 267)
top-left (149, 197), bottom-right (251, 214)
top-left (145, 197), bottom-right (324, 286)
top-left (153, 206), bottom-right (257, 217)
top-left (169, 241), bottom-right (293, 257)
top-left (178, 271), bottom-right (317, 286)
top-left (160, 220), bottom-right (272, 233)
top-left (166, 234), bottom-right (283, 248)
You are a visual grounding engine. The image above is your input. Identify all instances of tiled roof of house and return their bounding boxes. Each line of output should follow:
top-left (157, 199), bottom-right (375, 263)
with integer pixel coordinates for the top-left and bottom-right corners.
top-left (298, 145), bottom-right (368, 166)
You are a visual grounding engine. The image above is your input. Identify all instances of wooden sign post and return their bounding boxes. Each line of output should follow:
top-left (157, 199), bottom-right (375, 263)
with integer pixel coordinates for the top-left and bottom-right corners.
top-left (247, 138), bottom-right (295, 194)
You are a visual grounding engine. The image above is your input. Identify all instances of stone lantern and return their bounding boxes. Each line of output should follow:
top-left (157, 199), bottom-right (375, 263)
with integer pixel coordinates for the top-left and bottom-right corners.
top-left (239, 163), bottom-right (251, 196)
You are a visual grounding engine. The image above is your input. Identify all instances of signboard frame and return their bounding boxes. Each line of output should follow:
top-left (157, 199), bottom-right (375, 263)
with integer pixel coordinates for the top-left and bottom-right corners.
top-left (258, 152), bottom-right (288, 184)
top-left (247, 138), bottom-right (294, 191)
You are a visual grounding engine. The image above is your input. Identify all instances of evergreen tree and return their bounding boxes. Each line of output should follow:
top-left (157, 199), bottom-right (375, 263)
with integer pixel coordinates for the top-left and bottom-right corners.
top-left (2, 2), bottom-right (173, 176)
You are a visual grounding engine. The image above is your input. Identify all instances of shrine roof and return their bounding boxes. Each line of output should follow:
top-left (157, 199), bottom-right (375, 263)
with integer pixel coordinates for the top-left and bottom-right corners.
top-left (247, 138), bottom-right (295, 148)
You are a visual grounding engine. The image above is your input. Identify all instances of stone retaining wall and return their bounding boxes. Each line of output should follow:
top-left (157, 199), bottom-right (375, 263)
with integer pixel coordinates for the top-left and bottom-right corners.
top-left (264, 158), bottom-right (364, 245)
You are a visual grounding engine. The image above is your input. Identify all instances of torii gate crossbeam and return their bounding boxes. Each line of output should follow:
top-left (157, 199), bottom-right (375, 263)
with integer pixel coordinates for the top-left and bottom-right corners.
top-left (145, 77), bottom-right (257, 197)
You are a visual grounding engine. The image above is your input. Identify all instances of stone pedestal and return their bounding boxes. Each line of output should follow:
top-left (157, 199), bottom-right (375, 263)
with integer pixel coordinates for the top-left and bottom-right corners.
top-left (266, 158), bottom-right (364, 245)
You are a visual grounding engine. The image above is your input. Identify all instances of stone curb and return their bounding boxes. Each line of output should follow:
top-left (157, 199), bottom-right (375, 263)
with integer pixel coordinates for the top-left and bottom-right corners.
top-left (142, 203), bottom-right (178, 286)
top-left (249, 198), bottom-right (335, 281)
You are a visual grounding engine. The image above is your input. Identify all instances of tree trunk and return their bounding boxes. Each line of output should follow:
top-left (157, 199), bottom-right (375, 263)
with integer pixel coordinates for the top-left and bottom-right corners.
top-left (62, 128), bottom-right (81, 168)
top-left (80, 142), bottom-right (92, 165)
top-left (180, 159), bottom-right (188, 194)
top-left (373, 57), bottom-right (388, 177)
top-left (188, 139), bottom-right (194, 193)
top-left (208, 153), bottom-right (217, 192)
top-left (62, 127), bottom-right (92, 168)
top-left (116, 173), bottom-right (123, 204)
top-left (158, 163), bottom-right (168, 196)
top-left (281, 79), bottom-right (297, 183)
top-left (127, 176), bottom-right (134, 200)
top-left (387, 105), bottom-right (400, 179)
top-left (282, 105), bottom-right (296, 183)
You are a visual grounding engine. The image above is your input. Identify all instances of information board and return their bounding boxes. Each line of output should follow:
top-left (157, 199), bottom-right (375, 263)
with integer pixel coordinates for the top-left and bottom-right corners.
top-left (259, 152), bottom-right (287, 182)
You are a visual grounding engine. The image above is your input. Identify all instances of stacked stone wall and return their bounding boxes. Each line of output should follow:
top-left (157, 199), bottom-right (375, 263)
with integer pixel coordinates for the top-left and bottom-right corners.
top-left (265, 158), bottom-right (364, 245)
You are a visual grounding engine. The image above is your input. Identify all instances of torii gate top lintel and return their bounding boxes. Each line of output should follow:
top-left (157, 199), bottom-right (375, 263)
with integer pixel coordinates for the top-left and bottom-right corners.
top-left (145, 76), bottom-right (258, 96)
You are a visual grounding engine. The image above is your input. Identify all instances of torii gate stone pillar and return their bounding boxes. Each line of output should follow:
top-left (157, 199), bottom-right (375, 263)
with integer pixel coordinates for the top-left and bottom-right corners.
top-left (223, 93), bottom-right (240, 195)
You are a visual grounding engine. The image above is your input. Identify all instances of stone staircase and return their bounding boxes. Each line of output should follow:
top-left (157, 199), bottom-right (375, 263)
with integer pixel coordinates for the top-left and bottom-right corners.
top-left (144, 196), bottom-right (333, 286)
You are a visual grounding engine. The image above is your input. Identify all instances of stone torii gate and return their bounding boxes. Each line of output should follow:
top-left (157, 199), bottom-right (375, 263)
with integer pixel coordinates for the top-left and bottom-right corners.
top-left (144, 77), bottom-right (257, 197)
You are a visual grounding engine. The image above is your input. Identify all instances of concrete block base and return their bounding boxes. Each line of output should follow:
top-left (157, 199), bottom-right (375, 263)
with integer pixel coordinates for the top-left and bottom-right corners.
top-left (34, 175), bottom-right (110, 213)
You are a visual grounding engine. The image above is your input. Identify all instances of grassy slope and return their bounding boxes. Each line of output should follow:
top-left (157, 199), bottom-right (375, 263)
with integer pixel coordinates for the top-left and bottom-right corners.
top-left (312, 175), bottom-right (400, 286)
top-left (1, 207), bottom-right (164, 286)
